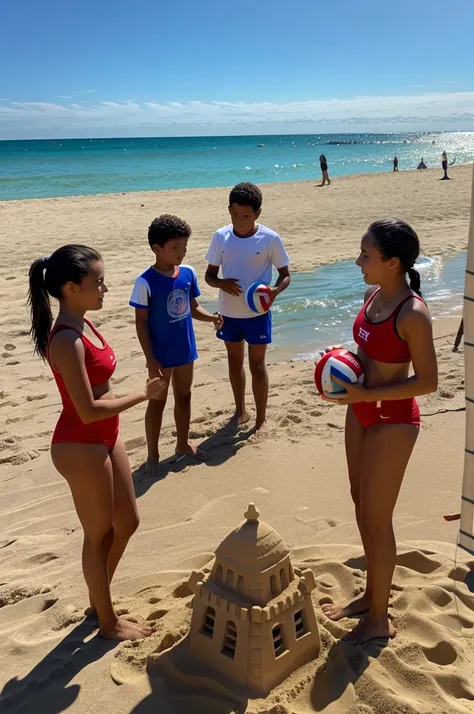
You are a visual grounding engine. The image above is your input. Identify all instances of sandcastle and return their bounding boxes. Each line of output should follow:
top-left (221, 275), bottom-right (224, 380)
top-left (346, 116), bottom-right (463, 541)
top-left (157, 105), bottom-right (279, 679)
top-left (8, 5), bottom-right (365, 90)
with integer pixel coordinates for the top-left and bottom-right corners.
top-left (149, 503), bottom-right (320, 698)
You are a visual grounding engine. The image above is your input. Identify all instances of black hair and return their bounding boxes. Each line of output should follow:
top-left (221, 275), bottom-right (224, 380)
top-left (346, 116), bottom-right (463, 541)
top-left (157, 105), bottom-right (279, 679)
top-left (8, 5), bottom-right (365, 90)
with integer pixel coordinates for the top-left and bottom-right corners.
top-left (229, 182), bottom-right (262, 212)
top-left (28, 244), bottom-right (102, 360)
top-left (148, 214), bottom-right (191, 249)
top-left (368, 218), bottom-right (422, 296)
top-left (320, 154), bottom-right (327, 163)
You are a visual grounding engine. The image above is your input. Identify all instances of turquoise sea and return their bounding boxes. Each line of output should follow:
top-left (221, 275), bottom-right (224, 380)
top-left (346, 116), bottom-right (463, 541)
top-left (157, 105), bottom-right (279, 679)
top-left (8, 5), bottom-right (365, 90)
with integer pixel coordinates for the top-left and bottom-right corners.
top-left (201, 251), bottom-right (465, 361)
top-left (1, 131), bottom-right (473, 201)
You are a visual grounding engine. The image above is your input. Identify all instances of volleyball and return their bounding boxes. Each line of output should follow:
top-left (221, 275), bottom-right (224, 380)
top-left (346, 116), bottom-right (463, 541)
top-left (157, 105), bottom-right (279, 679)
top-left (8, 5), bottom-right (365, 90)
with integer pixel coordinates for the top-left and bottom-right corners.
top-left (314, 349), bottom-right (365, 399)
top-left (245, 282), bottom-right (274, 314)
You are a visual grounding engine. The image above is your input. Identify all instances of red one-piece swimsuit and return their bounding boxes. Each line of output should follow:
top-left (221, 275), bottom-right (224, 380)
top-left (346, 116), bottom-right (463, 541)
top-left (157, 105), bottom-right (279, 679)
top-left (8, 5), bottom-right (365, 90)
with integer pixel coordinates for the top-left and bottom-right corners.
top-left (47, 319), bottom-right (119, 450)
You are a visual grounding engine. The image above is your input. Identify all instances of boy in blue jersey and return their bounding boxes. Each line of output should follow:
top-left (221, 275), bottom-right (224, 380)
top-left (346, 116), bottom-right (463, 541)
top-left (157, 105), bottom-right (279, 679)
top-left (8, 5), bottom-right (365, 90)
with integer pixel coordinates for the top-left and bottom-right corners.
top-left (130, 214), bottom-right (222, 476)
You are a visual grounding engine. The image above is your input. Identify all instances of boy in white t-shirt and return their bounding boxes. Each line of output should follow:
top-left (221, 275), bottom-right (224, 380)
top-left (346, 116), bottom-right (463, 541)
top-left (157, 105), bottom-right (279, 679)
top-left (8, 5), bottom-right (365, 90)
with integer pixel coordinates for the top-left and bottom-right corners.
top-left (205, 182), bottom-right (290, 431)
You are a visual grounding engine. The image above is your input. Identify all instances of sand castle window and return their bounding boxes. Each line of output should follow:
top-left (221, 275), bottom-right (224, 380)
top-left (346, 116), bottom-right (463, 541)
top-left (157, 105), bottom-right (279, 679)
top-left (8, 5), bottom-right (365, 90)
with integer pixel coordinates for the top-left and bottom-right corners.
top-left (294, 610), bottom-right (307, 639)
top-left (270, 574), bottom-right (278, 597)
top-left (216, 564), bottom-right (223, 581)
top-left (272, 624), bottom-right (286, 658)
top-left (226, 569), bottom-right (234, 587)
top-left (201, 607), bottom-right (216, 638)
top-left (280, 568), bottom-right (288, 589)
top-left (237, 575), bottom-right (244, 591)
top-left (221, 621), bottom-right (237, 659)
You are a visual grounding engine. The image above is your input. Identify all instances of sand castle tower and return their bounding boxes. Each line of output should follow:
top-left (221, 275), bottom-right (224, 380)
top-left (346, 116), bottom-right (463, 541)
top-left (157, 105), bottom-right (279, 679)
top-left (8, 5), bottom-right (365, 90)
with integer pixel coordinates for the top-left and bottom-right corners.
top-left (186, 503), bottom-right (320, 696)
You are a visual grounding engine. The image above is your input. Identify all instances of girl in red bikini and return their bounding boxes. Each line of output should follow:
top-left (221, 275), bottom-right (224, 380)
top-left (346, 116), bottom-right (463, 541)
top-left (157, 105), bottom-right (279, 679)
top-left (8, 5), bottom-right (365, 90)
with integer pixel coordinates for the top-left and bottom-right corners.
top-left (28, 245), bottom-right (164, 641)
top-left (321, 219), bottom-right (438, 644)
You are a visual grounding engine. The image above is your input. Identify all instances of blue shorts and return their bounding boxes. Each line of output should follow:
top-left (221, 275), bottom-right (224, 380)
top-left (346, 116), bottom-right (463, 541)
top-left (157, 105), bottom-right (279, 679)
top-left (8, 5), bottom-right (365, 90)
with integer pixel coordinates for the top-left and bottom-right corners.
top-left (217, 313), bottom-right (272, 345)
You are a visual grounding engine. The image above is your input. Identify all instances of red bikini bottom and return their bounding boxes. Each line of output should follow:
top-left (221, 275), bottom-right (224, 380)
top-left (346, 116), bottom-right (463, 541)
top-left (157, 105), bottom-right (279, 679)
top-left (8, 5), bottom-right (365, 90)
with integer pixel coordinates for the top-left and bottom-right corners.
top-left (351, 398), bottom-right (420, 429)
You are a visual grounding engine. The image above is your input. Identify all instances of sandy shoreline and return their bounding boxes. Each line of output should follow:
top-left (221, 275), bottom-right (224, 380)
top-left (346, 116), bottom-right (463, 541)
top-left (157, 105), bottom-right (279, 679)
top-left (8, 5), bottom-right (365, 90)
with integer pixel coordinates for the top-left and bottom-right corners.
top-left (1, 165), bottom-right (474, 713)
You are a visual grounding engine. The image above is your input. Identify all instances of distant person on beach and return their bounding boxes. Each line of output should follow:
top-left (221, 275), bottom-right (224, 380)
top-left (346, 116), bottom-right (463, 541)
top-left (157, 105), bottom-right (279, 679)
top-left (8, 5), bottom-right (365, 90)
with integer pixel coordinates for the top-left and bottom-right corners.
top-left (319, 154), bottom-right (330, 185)
top-left (130, 215), bottom-right (222, 478)
top-left (28, 245), bottom-right (165, 641)
top-left (417, 158), bottom-right (427, 170)
top-left (205, 182), bottom-right (290, 432)
top-left (393, 155), bottom-right (399, 171)
top-left (320, 219), bottom-right (438, 644)
top-left (441, 151), bottom-right (449, 179)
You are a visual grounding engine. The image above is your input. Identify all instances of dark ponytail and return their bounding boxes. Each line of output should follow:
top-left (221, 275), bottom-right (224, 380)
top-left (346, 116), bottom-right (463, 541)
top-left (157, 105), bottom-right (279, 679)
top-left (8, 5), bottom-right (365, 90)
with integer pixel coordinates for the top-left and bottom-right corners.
top-left (368, 218), bottom-right (422, 297)
top-left (28, 258), bottom-right (53, 360)
top-left (27, 244), bottom-right (102, 361)
top-left (407, 267), bottom-right (421, 296)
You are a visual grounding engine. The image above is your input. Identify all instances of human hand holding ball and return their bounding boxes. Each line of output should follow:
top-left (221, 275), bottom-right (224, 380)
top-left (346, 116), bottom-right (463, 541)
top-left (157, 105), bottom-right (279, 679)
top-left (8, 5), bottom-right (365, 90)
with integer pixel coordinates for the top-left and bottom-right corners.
top-left (245, 282), bottom-right (277, 313)
top-left (314, 348), bottom-right (368, 403)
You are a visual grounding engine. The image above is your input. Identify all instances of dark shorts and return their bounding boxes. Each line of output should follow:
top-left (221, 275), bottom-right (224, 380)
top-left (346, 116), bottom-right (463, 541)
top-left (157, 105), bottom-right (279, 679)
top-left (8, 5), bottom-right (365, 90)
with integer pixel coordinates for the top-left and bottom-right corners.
top-left (217, 313), bottom-right (272, 345)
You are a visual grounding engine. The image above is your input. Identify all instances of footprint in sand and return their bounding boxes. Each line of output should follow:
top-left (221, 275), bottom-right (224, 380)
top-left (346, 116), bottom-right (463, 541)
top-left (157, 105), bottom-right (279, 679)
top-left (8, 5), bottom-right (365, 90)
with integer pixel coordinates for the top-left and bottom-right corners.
top-left (422, 641), bottom-right (457, 666)
top-left (111, 374), bottom-right (131, 385)
top-left (26, 393), bottom-right (47, 402)
top-left (24, 552), bottom-right (59, 566)
top-left (146, 608), bottom-right (169, 621)
top-left (124, 436), bottom-right (146, 451)
top-left (0, 585), bottom-right (54, 608)
top-left (3, 343), bottom-right (16, 352)
top-left (0, 449), bottom-right (40, 466)
top-left (172, 582), bottom-right (192, 599)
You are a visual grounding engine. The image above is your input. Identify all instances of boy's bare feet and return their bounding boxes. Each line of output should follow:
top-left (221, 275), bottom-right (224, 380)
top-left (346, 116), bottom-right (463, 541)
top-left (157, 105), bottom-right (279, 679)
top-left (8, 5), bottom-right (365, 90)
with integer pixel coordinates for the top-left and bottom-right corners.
top-left (343, 615), bottom-right (395, 645)
top-left (321, 593), bottom-right (371, 622)
top-left (175, 445), bottom-right (211, 462)
top-left (255, 420), bottom-right (269, 433)
top-left (145, 458), bottom-right (163, 478)
top-left (99, 617), bottom-right (151, 642)
top-left (235, 410), bottom-right (250, 426)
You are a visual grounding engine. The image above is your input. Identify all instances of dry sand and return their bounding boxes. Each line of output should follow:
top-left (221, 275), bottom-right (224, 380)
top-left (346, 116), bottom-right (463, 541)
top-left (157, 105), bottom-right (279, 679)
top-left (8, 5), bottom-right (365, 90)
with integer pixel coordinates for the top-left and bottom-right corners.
top-left (1, 165), bottom-right (474, 713)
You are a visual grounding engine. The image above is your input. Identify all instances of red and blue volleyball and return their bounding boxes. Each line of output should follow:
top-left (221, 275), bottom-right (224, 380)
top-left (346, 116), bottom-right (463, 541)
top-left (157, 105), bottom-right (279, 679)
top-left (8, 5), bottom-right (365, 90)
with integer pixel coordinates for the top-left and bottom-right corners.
top-left (245, 282), bottom-right (274, 314)
top-left (314, 349), bottom-right (365, 399)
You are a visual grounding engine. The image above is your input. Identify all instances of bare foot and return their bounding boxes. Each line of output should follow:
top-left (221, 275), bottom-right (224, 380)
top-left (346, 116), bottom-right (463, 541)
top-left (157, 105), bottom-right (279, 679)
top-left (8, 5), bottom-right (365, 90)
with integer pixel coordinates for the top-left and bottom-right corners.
top-left (145, 458), bottom-right (163, 478)
top-left (175, 445), bottom-right (211, 462)
top-left (255, 420), bottom-right (269, 433)
top-left (84, 593), bottom-right (97, 618)
top-left (343, 615), bottom-right (396, 645)
top-left (321, 593), bottom-right (371, 622)
top-left (231, 410), bottom-right (250, 426)
top-left (99, 617), bottom-right (151, 642)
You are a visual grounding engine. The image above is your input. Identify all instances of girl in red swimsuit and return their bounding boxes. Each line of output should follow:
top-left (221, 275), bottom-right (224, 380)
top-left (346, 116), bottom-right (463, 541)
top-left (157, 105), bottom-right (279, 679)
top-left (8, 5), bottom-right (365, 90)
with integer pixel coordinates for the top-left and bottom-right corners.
top-left (28, 245), bottom-right (164, 641)
top-left (321, 219), bottom-right (438, 644)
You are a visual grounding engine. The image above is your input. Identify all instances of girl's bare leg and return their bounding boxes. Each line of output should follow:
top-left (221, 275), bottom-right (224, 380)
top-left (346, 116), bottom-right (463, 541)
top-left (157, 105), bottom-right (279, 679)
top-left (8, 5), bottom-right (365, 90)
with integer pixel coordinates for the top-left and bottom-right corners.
top-left (322, 406), bottom-right (372, 620)
top-left (52, 443), bottom-right (149, 641)
top-left (345, 423), bottom-right (418, 644)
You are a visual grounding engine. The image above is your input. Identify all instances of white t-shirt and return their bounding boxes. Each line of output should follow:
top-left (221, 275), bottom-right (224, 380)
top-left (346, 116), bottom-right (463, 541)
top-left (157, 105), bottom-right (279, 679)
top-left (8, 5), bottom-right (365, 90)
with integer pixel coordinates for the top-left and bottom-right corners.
top-left (205, 224), bottom-right (290, 319)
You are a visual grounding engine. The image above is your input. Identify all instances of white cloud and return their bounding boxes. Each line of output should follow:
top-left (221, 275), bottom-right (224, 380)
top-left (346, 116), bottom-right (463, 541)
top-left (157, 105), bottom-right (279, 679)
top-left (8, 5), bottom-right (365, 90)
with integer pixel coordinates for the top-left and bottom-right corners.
top-left (58, 95), bottom-right (73, 99)
top-left (84, 89), bottom-right (96, 93)
top-left (1, 92), bottom-right (474, 139)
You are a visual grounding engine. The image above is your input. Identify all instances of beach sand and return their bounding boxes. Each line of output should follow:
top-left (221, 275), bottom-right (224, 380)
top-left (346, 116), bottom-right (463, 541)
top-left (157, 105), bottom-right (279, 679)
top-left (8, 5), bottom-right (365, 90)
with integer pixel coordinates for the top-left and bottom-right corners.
top-left (1, 164), bottom-right (474, 713)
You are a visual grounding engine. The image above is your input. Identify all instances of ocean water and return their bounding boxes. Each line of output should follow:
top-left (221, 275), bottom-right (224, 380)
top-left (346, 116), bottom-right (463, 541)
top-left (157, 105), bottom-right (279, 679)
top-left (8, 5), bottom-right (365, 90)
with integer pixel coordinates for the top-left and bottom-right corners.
top-left (1, 131), bottom-right (473, 201)
top-left (201, 251), bottom-right (465, 361)
top-left (271, 251), bottom-right (465, 359)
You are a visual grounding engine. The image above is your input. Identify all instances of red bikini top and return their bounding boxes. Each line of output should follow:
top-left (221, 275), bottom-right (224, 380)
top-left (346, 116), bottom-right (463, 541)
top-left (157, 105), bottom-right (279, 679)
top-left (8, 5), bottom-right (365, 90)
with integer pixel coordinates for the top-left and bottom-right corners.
top-left (353, 289), bottom-right (424, 364)
top-left (47, 319), bottom-right (117, 413)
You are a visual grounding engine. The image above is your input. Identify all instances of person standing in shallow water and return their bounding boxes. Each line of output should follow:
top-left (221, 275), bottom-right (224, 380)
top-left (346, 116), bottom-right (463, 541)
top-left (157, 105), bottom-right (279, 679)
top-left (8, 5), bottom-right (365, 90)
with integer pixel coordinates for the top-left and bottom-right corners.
top-left (320, 219), bottom-right (438, 644)
top-left (319, 154), bottom-right (330, 185)
top-left (441, 151), bottom-right (449, 180)
top-left (28, 245), bottom-right (164, 641)
top-left (393, 155), bottom-right (399, 172)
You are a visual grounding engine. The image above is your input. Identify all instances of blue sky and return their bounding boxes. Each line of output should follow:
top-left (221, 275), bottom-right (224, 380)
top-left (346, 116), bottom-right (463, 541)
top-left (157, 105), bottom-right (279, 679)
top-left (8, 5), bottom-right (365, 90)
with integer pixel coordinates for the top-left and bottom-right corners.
top-left (1, 0), bottom-right (474, 138)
